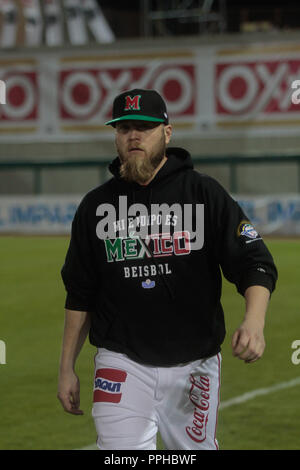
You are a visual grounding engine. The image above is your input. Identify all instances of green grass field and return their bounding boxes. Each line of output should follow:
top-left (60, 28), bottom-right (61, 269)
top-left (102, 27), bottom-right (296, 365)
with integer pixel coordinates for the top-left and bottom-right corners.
top-left (0, 236), bottom-right (299, 450)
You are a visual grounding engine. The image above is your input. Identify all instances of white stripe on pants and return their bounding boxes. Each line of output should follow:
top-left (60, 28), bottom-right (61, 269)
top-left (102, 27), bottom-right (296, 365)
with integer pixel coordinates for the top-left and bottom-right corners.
top-left (92, 348), bottom-right (221, 450)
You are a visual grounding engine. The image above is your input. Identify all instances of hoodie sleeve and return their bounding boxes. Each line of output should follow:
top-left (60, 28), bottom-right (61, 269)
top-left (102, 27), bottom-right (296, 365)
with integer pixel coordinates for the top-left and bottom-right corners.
top-left (203, 176), bottom-right (278, 296)
top-left (61, 198), bottom-right (98, 311)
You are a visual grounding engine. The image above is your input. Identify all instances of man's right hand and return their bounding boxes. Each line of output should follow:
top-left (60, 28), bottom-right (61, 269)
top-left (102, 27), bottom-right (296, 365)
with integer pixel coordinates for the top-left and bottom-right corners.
top-left (57, 309), bottom-right (91, 415)
top-left (57, 370), bottom-right (84, 415)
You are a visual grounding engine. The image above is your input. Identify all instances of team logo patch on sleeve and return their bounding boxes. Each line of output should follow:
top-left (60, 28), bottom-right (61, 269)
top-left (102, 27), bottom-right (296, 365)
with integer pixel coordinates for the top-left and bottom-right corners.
top-left (93, 368), bottom-right (127, 403)
top-left (237, 220), bottom-right (261, 242)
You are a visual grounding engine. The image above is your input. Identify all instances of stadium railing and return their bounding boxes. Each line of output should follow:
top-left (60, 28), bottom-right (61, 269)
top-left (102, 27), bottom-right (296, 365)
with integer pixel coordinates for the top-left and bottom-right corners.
top-left (0, 155), bottom-right (300, 194)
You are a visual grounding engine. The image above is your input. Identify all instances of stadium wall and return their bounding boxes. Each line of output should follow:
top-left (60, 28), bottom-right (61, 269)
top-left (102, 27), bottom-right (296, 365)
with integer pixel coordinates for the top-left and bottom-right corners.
top-left (1, 32), bottom-right (300, 196)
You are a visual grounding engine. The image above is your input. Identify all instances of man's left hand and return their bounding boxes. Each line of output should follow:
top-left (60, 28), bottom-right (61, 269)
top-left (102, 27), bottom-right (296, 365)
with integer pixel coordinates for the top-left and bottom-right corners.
top-left (231, 318), bottom-right (266, 363)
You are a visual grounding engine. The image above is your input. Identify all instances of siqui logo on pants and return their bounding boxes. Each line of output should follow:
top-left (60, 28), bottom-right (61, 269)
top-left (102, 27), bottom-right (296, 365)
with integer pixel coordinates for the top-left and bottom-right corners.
top-left (93, 368), bottom-right (127, 403)
top-left (186, 374), bottom-right (210, 443)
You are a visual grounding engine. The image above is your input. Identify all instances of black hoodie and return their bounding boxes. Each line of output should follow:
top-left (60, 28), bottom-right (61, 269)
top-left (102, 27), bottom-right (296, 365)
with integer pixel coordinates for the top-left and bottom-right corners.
top-left (61, 147), bottom-right (278, 366)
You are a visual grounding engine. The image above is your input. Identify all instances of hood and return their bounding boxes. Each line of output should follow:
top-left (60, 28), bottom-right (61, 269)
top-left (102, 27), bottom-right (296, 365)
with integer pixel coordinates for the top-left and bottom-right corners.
top-left (108, 147), bottom-right (193, 187)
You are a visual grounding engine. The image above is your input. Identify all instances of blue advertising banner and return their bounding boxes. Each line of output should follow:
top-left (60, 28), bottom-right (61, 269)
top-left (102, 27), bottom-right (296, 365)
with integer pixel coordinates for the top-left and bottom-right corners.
top-left (0, 195), bottom-right (299, 236)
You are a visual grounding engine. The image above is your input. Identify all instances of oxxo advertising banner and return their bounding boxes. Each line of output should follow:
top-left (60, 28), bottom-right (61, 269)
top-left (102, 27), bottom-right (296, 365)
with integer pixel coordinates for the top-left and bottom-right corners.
top-left (0, 195), bottom-right (299, 235)
top-left (1, 40), bottom-right (300, 141)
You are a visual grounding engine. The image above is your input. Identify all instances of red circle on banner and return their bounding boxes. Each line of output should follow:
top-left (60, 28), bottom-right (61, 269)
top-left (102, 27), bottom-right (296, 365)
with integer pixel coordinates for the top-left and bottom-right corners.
top-left (228, 76), bottom-right (248, 99)
top-left (163, 80), bottom-right (182, 101)
top-left (72, 83), bottom-right (91, 105)
top-left (8, 85), bottom-right (26, 107)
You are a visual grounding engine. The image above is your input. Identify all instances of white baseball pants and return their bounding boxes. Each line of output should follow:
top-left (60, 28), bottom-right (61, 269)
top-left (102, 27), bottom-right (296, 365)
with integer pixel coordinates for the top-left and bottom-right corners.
top-left (92, 348), bottom-right (221, 450)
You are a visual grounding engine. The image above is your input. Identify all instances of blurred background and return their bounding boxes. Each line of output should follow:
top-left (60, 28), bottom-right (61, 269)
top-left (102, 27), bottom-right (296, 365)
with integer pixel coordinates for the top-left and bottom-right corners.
top-left (0, 0), bottom-right (300, 451)
top-left (0, 0), bottom-right (300, 234)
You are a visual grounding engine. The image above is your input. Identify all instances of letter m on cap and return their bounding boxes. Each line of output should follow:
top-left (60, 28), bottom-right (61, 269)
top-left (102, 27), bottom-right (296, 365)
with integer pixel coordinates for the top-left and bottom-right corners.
top-left (124, 94), bottom-right (141, 111)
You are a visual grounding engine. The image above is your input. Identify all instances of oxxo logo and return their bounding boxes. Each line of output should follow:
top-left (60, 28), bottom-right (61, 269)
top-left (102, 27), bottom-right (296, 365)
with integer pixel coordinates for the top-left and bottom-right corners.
top-left (0, 80), bottom-right (6, 104)
top-left (0, 340), bottom-right (6, 365)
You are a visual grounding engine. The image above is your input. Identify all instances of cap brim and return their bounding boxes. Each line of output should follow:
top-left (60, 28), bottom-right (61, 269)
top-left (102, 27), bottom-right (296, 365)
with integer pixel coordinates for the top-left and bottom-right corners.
top-left (105, 114), bottom-right (165, 126)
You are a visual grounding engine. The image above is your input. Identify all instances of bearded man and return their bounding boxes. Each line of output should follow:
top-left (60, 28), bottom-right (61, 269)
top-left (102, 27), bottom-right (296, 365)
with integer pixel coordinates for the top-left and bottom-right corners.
top-left (58, 89), bottom-right (278, 451)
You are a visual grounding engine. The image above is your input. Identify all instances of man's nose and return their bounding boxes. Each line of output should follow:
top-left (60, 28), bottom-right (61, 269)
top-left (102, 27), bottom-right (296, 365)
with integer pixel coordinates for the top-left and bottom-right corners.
top-left (128, 128), bottom-right (141, 139)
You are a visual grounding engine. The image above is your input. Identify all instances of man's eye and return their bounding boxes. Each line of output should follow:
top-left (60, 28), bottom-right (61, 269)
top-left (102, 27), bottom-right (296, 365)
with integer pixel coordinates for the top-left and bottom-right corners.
top-left (118, 124), bottom-right (130, 132)
top-left (137, 123), bottom-right (153, 131)
top-left (117, 122), bottom-right (157, 132)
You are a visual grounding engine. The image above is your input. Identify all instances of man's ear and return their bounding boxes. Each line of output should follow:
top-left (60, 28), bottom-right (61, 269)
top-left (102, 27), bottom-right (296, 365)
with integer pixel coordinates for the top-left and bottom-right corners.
top-left (164, 124), bottom-right (172, 144)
